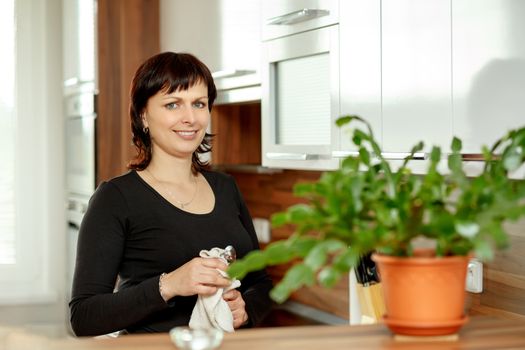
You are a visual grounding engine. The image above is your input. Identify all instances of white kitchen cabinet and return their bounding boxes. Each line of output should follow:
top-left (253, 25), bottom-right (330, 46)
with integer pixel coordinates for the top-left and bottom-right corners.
top-left (337, 0), bottom-right (453, 161)
top-left (160, 0), bottom-right (261, 102)
top-left (452, 0), bottom-right (525, 154)
top-left (381, 0), bottom-right (453, 154)
top-left (62, 0), bottom-right (96, 89)
top-left (260, 0), bottom-right (340, 170)
top-left (337, 0), bottom-right (525, 178)
top-left (336, 0), bottom-right (382, 155)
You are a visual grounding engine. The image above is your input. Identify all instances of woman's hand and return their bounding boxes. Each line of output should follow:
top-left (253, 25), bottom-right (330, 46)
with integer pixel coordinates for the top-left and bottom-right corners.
top-left (223, 289), bottom-right (248, 328)
top-left (160, 258), bottom-right (231, 300)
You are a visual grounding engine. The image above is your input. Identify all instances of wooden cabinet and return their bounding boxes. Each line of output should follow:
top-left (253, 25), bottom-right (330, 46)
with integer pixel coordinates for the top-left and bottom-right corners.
top-left (96, 0), bottom-right (160, 183)
top-left (211, 103), bottom-right (261, 166)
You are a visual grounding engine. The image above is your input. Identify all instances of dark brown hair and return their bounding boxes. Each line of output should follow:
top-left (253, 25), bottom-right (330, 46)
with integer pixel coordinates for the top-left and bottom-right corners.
top-left (128, 52), bottom-right (217, 172)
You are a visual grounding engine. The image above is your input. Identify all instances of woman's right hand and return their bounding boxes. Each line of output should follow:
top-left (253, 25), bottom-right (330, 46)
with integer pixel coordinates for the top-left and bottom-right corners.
top-left (159, 257), bottom-right (231, 301)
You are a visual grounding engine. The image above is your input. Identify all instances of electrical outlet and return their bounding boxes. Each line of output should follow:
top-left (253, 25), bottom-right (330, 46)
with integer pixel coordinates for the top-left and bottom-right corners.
top-left (466, 259), bottom-right (483, 293)
top-left (253, 217), bottom-right (271, 243)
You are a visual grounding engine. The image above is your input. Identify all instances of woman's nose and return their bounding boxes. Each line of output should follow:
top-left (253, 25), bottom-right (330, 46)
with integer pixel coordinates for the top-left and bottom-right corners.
top-left (181, 104), bottom-right (196, 124)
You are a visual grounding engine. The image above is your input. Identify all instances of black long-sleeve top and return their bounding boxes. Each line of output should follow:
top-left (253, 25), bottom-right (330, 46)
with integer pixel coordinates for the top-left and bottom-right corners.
top-left (69, 170), bottom-right (273, 336)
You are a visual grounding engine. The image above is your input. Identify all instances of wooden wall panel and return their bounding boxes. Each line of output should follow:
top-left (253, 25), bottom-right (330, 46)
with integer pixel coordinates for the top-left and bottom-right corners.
top-left (228, 170), bottom-right (350, 320)
top-left (230, 169), bottom-right (525, 322)
top-left (97, 0), bottom-right (159, 183)
top-left (468, 221), bottom-right (525, 320)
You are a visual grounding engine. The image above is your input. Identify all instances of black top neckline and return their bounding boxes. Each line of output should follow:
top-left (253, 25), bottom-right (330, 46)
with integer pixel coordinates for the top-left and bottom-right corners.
top-left (130, 169), bottom-right (217, 217)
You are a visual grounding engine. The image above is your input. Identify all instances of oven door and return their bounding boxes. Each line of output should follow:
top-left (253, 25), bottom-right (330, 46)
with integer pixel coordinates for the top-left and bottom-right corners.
top-left (66, 195), bottom-right (88, 300)
top-left (65, 92), bottom-right (96, 196)
top-left (261, 25), bottom-right (340, 170)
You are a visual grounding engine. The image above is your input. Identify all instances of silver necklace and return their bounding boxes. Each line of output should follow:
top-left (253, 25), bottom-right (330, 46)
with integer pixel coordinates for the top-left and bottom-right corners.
top-left (146, 168), bottom-right (199, 209)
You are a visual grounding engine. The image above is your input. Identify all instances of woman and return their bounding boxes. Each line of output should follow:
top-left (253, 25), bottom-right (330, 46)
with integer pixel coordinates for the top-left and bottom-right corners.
top-left (69, 52), bottom-right (273, 336)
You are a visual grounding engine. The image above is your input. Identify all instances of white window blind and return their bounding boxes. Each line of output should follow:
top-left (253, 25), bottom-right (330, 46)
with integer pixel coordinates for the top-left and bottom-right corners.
top-left (275, 53), bottom-right (331, 146)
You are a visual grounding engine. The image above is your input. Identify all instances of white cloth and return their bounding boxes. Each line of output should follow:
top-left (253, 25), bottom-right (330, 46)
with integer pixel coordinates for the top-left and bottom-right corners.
top-left (189, 247), bottom-right (241, 333)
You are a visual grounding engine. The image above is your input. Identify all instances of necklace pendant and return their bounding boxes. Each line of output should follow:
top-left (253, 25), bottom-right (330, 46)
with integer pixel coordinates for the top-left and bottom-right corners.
top-left (145, 168), bottom-right (198, 210)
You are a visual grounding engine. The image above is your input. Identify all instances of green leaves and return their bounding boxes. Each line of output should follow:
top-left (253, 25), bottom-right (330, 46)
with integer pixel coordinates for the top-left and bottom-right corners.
top-left (304, 240), bottom-right (346, 270)
top-left (231, 116), bottom-right (525, 304)
top-left (270, 264), bottom-right (315, 303)
top-left (336, 114), bottom-right (361, 128)
top-left (503, 149), bottom-right (522, 171)
top-left (288, 204), bottom-right (315, 223)
top-left (227, 250), bottom-right (266, 280)
top-left (264, 241), bottom-right (295, 265)
top-left (455, 221), bottom-right (480, 238)
top-left (451, 137), bottom-right (462, 152)
top-left (318, 266), bottom-right (342, 288)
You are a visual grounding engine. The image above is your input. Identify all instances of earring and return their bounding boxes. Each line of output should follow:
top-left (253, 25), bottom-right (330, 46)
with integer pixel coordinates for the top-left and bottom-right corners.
top-left (143, 126), bottom-right (149, 134)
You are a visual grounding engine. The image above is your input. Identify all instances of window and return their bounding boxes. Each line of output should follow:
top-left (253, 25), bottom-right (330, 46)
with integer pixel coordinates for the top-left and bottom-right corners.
top-left (0, 0), bottom-right (16, 265)
top-left (0, 0), bottom-right (64, 303)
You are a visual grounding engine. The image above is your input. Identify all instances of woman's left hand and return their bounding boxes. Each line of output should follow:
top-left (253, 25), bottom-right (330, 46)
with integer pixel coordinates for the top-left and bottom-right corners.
top-left (223, 289), bottom-right (248, 328)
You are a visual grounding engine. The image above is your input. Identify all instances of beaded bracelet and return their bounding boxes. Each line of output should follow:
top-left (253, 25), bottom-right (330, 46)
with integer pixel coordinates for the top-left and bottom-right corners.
top-left (159, 272), bottom-right (168, 301)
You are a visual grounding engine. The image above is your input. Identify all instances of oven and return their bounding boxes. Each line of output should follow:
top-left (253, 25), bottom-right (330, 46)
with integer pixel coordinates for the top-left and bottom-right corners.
top-left (65, 91), bottom-right (96, 197)
top-left (65, 88), bottom-right (96, 298)
top-left (66, 194), bottom-right (88, 297)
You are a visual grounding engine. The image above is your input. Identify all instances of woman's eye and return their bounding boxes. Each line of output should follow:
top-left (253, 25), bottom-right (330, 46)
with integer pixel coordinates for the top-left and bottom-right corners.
top-left (165, 102), bottom-right (178, 110)
top-left (193, 101), bottom-right (206, 109)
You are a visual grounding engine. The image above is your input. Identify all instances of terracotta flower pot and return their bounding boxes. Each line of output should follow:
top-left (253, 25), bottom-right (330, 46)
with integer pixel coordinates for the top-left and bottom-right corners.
top-left (372, 249), bottom-right (470, 336)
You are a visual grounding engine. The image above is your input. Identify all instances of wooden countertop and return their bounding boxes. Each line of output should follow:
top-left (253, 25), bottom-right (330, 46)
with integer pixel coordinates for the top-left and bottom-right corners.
top-left (8, 316), bottom-right (525, 350)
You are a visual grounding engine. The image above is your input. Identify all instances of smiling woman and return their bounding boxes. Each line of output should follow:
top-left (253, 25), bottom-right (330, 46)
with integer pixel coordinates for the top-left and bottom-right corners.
top-left (69, 52), bottom-right (273, 336)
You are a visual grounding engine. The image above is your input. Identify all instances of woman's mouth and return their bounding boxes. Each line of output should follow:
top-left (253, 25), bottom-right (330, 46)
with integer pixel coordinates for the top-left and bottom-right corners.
top-left (174, 130), bottom-right (198, 139)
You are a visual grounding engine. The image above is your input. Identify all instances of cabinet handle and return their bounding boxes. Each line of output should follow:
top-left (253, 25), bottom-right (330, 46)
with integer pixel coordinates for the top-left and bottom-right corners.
top-left (266, 9), bottom-right (330, 26)
top-left (332, 151), bottom-right (427, 160)
top-left (459, 154), bottom-right (486, 162)
top-left (266, 152), bottom-right (322, 160)
top-left (68, 221), bottom-right (80, 230)
top-left (381, 152), bottom-right (427, 160)
top-left (211, 69), bottom-right (256, 79)
top-left (332, 151), bottom-right (359, 158)
top-left (63, 77), bottom-right (94, 88)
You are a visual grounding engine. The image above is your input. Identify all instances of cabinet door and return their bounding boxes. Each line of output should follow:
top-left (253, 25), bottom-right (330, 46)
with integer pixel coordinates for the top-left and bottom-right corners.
top-left (62, 0), bottom-right (96, 86)
top-left (160, 0), bottom-right (261, 83)
top-left (261, 25), bottom-right (340, 170)
top-left (337, 0), bottom-right (382, 155)
top-left (452, 0), bottom-right (525, 154)
top-left (382, 0), bottom-right (453, 154)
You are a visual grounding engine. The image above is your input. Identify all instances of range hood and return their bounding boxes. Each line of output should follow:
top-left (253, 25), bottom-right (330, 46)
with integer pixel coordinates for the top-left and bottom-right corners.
top-left (213, 69), bottom-right (261, 105)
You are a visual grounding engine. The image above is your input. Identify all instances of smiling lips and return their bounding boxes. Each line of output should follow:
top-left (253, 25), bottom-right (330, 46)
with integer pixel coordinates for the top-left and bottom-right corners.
top-left (174, 130), bottom-right (198, 139)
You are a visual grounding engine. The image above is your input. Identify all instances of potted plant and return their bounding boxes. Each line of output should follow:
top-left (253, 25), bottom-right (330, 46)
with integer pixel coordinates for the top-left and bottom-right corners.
top-left (228, 115), bottom-right (525, 336)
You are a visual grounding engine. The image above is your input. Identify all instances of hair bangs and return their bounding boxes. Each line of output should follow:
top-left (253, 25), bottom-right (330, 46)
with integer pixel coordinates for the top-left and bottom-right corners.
top-left (162, 56), bottom-right (208, 94)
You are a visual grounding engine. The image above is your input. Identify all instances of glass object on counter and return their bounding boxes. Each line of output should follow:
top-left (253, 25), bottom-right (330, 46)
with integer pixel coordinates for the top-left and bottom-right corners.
top-left (169, 327), bottom-right (223, 350)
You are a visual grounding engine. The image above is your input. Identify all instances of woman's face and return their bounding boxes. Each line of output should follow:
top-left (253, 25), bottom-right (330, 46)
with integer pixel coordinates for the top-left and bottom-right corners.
top-left (143, 81), bottom-right (209, 160)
